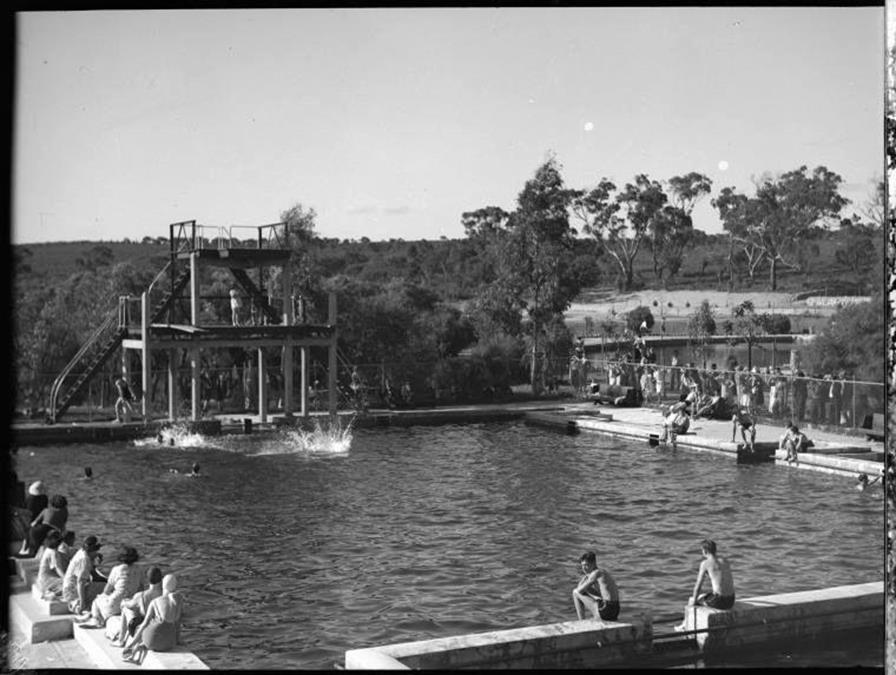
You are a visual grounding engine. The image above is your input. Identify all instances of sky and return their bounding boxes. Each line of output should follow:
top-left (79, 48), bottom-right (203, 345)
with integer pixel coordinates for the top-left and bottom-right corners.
top-left (12, 7), bottom-right (885, 245)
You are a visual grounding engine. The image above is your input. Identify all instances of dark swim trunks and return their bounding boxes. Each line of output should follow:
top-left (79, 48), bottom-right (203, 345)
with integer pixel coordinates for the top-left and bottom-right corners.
top-left (699, 593), bottom-right (735, 609)
top-left (598, 599), bottom-right (620, 621)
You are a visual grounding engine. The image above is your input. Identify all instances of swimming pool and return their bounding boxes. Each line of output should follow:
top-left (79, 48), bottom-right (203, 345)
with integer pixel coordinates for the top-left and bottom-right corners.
top-left (12, 422), bottom-right (884, 669)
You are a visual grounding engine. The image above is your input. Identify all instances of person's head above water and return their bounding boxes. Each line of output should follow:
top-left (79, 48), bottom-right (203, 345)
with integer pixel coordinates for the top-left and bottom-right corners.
top-left (84, 467), bottom-right (92, 478)
top-left (857, 473), bottom-right (869, 484)
top-left (191, 462), bottom-right (200, 474)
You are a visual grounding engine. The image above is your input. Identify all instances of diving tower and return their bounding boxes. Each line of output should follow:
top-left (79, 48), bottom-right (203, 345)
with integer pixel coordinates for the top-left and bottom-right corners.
top-left (48, 220), bottom-right (339, 423)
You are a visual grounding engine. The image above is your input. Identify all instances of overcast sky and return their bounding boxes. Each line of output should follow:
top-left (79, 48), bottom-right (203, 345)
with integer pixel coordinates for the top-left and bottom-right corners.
top-left (13, 7), bottom-right (885, 244)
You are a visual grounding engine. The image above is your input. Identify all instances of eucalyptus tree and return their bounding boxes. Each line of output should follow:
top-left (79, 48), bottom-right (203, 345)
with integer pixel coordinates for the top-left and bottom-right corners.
top-left (648, 173), bottom-right (712, 285)
top-left (572, 173), bottom-right (667, 290)
top-left (464, 158), bottom-right (585, 394)
top-left (712, 166), bottom-right (848, 290)
top-left (687, 300), bottom-right (716, 369)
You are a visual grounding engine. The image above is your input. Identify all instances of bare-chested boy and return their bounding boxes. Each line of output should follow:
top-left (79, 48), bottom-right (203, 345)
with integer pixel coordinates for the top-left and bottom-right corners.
top-left (572, 551), bottom-right (620, 621)
top-left (674, 539), bottom-right (735, 631)
top-left (731, 408), bottom-right (755, 451)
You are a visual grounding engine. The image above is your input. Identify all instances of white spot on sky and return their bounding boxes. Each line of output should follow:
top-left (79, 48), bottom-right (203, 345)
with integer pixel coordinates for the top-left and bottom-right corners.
top-left (718, 160), bottom-right (729, 171)
top-left (584, 122), bottom-right (594, 132)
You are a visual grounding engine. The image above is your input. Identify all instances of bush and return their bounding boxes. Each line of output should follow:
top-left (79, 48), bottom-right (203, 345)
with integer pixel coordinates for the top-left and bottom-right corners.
top-left (758, 313), bottom-right (791, 334)
top-left (626, 306), bottom-right (655, 333)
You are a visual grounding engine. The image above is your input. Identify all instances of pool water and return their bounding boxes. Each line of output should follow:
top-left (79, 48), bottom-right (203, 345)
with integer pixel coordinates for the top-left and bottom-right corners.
top-left (13, 422), bottom-right (884, 669)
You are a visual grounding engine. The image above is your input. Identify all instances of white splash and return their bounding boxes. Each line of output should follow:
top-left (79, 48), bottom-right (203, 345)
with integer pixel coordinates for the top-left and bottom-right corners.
top-left (281, 417), bottom-right (353, 455)
top-left (135, 424), bottom-right (208, 448)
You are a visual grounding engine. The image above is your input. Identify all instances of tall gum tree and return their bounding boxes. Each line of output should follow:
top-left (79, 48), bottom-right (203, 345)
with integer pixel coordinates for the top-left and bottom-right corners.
top-left (713, 166), bottom-right (848, 290)
top-left (572, 174), bottom-right (667, 290)
top-left (649, 173), bottom-right (712, 286)
top-left (464, 158), bottom-right (584, 394)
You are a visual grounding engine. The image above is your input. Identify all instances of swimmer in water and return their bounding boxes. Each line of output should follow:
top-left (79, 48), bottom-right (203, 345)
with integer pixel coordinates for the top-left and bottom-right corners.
top-left (83, 467), bottom-right (93, 480)
top-left (189, 462), bottom-right (200, 478)
top-left (856, 473), bottom-right (881, 491)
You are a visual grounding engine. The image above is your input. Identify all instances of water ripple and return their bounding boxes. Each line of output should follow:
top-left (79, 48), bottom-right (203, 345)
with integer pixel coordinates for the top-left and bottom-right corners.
top-left (13, 421), bottom-right (884, 669)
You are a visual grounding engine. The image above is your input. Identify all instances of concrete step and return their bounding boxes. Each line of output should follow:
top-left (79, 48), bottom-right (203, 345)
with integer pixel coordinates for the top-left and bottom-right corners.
top-left (13, 555), bottom-right (41, 587)
top-left (30, 582), bottom-right (71, 614)
top-left (9, 589), bottom-right (75, 643)
top-left (73, 620), bottom-right (209, 670)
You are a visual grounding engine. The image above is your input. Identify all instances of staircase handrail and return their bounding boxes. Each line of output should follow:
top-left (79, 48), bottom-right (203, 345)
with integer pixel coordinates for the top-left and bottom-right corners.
top-left (48, 308), bottom-right (119, 419)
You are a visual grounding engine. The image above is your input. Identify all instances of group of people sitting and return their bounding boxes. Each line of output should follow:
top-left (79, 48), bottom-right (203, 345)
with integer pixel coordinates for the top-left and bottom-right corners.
top-left (572, 539), bottom-right (736, 633)
top-left (655, 392), bottom-right (812, 461)
top-left (13, 479), bottom-right (185, 666)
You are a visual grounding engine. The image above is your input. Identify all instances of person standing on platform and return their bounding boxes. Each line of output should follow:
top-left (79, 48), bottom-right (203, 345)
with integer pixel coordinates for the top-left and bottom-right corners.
top-left (229, 289), bottom-right (242, 326)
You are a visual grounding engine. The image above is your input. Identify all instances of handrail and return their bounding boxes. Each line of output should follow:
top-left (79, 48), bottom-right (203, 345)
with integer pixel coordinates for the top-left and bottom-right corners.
top-left (49, 308), bottom-right (118, 419)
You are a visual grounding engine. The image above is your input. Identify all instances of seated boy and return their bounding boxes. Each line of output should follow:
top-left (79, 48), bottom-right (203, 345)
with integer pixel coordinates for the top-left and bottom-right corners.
top-left (778, 423), bottom-right (809, 464)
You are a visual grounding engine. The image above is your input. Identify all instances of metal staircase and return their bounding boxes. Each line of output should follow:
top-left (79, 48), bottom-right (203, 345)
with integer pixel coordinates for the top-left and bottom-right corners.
top-left (48, 267), bottom-right (192, 422)
top-left (230, 268), bottom-right (282, 324)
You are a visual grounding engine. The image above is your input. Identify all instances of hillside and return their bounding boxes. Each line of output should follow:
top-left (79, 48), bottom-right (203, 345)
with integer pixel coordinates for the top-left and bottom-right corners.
top-left (12, 227), bottom-right (883, 299)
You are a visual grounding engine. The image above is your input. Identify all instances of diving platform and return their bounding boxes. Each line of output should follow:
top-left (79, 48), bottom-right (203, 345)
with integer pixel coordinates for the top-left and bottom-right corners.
top-left (48, 219), bottom-right (341, 424)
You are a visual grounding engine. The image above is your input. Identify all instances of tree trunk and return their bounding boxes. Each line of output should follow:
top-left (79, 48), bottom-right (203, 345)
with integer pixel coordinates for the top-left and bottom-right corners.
top-left (530, 333), bottom-right (540, 396)
top-left (769, 257), bottom-right (777, 291)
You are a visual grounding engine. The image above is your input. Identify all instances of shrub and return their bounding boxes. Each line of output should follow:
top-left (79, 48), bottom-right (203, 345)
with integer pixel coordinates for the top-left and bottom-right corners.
top-left (626, 306), bottom-right (655, 333)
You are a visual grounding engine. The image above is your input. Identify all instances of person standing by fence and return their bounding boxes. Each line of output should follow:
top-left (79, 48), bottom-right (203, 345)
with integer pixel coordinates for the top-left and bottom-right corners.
top-left (792, 371), bottom-right (807, 422)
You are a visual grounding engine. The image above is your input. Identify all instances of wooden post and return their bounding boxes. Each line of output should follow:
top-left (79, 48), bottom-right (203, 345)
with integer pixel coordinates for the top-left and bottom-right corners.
top-left (282, 264), bottom-right (294, 417)
top-left (190, 252), bottom-right (200, 326)
top-left (191, 348), bottom-right (200, 422)
top-left (189, 252), bottom-right (201, 421)
top-left (141, 292), bottom-right (150, 421)
top-left (258, 348), bottom-right (267, 423)
top-left (300, 347), bottom-right (308, 418)
top-left (328, 292), bottom-right (338, 420)
top-left (122, 347), bottom-right (132, 423)
top-left (168, 349), bottom-right (178, 421)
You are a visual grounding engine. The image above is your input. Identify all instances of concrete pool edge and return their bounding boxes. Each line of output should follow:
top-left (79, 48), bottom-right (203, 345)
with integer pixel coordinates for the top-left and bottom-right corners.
top-left (343, 582), bottom-right (883, 670)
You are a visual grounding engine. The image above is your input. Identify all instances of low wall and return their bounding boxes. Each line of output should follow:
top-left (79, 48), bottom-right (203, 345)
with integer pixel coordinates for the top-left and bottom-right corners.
top-left (681, 581), bottom-right (883, 653)
top-left (345, 582), bottom-right (881, 669)
top-left (345, 617), bottom-right (652, 670)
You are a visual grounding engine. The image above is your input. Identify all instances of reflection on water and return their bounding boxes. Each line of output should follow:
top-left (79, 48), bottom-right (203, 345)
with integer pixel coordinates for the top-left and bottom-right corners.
top-left (14, 422), bottom-right (884, 669)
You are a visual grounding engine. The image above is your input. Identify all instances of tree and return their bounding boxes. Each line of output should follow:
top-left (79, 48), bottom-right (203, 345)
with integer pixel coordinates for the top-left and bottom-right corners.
top-left (834, 218), bottom-right (880, 293)
top-left (648, 205), bottom-right (694, 286)
top-left (649, 173), bottom-right (711, 285)
top-left (573, 173), bottom-right (667, 290)
top-left (801, 294), bottom-right (885, 382)
top-left (725, 300), bottom-right (765, 370)
top-left (687, 300), bottom-right (716, 369)
top-left (625, 306), bottom-right (654, 334)
top-left (465, 157), bottom-right (586, 395)
top-left (712, 166), bottom-right (848, 290)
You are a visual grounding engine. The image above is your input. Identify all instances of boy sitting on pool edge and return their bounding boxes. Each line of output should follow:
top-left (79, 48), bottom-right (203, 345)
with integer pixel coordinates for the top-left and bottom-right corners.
top-left (572, 551), bottom-right (620, 622)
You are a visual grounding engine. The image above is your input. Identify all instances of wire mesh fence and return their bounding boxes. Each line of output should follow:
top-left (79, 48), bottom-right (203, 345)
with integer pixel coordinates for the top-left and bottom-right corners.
top-left (18, 353), bottom-right (885, 431)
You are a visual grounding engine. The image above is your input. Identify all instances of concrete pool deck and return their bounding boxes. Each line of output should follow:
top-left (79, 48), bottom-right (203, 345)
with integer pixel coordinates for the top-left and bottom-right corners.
top-left (12, 398), bottom-right (884, 479)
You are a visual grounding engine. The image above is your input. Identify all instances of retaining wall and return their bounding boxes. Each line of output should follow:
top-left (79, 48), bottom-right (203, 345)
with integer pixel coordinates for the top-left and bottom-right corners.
top-left (345, 616), bottom-right (652, 670)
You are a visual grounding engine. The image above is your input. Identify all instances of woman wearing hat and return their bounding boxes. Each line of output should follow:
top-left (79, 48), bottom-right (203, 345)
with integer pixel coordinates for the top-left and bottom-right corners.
top-left (76, 545), bottom-right (144, 629)
top-left (17, 481), bottom-right (48, 556)
top-left (61, 535), bottom-right (105, 615)
top-left (122, 574), bottom-right (184, 664)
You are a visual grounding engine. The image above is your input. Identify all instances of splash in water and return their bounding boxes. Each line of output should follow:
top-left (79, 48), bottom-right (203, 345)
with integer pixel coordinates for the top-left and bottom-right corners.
top-left (135, 424), bottom-right (210, 449)
top-left (280, 416), bottom-right (353, 455)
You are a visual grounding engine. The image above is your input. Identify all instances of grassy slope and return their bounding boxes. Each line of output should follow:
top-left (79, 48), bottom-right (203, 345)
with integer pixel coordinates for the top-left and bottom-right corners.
top-left (12, 228), bottom-right (881, 297)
